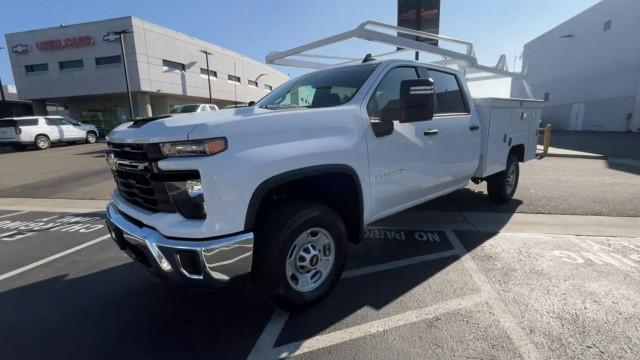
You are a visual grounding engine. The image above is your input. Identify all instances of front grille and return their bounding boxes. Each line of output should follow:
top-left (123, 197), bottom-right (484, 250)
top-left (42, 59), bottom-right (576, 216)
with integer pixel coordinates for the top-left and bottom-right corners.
top-left (109, 142), bottom-right (164, 161)
top-left (108, 142), bottom-right (201, 215)
top-left (113, 167), bottom-right (176, 212)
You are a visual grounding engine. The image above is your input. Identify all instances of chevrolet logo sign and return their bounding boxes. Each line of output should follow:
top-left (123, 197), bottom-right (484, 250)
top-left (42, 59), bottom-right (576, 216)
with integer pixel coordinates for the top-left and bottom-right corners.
top-left (102, 33), bottom-right (120, 43)
top-left (11, 44), bottom-right (30, 54)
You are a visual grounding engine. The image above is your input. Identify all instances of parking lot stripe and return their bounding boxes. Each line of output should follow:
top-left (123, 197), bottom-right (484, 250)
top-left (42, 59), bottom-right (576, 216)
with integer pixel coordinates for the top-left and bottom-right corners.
top-left (447, 230), bottom-right (540, 360)
top-left (341, 249), bottom-right (459, 279)
top-left (0, 234), bottom-right (110, 282)
top-left (247, 309), bottom-right (290, 360)
top-left (273, 294), bottom-right (485, 358)
top-left (0, 210), bottom-right (30, 219)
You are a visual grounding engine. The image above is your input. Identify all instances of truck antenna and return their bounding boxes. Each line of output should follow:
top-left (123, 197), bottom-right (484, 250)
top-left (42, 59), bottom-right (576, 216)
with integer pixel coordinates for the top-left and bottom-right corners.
top-left (362, 53), bottom-right (376, 63)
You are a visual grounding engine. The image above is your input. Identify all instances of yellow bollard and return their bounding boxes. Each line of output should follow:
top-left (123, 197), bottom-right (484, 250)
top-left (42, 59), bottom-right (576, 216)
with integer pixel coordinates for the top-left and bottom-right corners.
top-left (538, 124), bottom-right (552, 158)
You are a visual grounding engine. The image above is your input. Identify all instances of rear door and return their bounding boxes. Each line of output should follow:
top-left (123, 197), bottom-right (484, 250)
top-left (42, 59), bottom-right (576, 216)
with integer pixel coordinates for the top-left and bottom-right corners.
top-left (421, 68), bottom-right (481, 186)
top-left (0, 119), bottom-right (17, 141)
top-left (44, 117), bottom-right (63, 141)
top-left (364, 65), bottom-right (442, 220)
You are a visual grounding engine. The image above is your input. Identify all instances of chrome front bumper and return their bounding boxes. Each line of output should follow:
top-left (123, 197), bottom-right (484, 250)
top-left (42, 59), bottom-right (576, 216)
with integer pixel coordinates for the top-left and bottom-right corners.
top-left (105, 202), bottom-right (253, 286)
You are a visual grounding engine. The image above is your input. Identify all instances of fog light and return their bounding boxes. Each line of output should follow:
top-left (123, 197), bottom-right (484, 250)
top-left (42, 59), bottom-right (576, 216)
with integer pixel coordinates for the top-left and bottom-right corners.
top-left (185, 179), bottom-right (203, 198)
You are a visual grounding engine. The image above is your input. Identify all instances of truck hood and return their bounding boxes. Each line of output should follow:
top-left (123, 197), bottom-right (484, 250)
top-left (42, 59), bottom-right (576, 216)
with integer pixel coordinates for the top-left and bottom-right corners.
top-left (106, 107), bottom-right (265, 143)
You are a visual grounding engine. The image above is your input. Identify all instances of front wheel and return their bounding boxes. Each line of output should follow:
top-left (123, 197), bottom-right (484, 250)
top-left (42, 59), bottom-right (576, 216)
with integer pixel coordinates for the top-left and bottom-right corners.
top-left (487, 154), bottom-right (519, 204)
top-left (253, 202), bottom-right (348, 310)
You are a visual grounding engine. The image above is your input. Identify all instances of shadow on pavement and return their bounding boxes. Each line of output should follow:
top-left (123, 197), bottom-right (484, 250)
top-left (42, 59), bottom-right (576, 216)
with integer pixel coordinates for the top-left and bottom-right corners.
top-left (0, 201), bottom-right (521, 359)
top-left (545, 131), bottom-right (640, 160)
top-left (0, 264), bottom-right (274, 360)
top-left (412, 187), bottom-right (524, 214)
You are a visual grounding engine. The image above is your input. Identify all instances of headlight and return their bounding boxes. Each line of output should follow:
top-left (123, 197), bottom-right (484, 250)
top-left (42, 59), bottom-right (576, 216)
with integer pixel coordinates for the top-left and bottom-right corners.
top-left (160, 138), bottom-right (227, 157)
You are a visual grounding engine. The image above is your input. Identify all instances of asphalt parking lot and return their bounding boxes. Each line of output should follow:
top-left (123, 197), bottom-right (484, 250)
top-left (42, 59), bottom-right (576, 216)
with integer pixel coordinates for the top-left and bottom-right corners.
top-left (1, 141), bottom-right (640, 216)
top-left (1, 207), bottom-right (639, 359)
top-left (1, 137), bottom-right (639, 359)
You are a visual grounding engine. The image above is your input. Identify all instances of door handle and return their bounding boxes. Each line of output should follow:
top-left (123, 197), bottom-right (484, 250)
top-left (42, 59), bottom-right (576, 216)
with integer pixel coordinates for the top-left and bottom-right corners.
top-left (469, 125), bottom-right (480, 131)
top-left (423, 129), bottom-right (439, 136)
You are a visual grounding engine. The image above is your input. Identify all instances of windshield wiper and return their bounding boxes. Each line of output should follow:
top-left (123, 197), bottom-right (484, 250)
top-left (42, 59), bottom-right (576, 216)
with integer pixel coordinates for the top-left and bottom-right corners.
top-left (262, 104), bottom-right (307, 110)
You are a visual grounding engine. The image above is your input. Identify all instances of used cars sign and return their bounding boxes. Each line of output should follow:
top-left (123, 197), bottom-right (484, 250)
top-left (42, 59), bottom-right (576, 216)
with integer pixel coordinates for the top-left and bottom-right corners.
top-left (36, 35), bottom-right (94, 51)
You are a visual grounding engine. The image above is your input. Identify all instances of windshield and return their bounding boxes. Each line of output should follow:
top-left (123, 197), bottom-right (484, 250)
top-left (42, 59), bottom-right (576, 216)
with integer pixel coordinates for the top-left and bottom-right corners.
top-left (170, 105), bottom-right (200, 113)
top-left (257, 64), bottom-right (377, 110)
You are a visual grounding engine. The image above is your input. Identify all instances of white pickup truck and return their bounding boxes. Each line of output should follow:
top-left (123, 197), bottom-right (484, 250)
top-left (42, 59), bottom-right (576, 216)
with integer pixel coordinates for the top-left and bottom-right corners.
top-left (105, 23), bottom-right (542, 309)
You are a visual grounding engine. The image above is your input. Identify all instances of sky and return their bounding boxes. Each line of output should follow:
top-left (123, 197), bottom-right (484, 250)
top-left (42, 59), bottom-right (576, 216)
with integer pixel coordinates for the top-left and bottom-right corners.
top-left (0, 0), bottom-right (600, 97)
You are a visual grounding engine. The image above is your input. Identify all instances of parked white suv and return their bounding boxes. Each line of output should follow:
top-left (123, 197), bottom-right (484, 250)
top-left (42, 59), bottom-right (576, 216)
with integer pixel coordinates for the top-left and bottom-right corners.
top-left (0, 115), bottom-right (99, 150)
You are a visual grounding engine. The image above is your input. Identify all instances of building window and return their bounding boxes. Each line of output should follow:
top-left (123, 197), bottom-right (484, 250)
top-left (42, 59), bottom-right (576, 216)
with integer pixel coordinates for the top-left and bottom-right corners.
top-left (544, 92), bottom-right (550, 102)
top-left (59, 59), bottom-right (84, 70)
top-left (248, 79), bottom-right (258, 87)
top-left (228, 74), bottom-right (241, 83)
top-left (264, 84), bottom-right (273, 91)
top-left (25, 63), bottom-right (49, 73)
top-left (95, 55), bottom-right (122, 67)
top-left (603, 20), bottom-right (612, 32)
top-left (200, 68), bottom-right (217, 78)
top-left (163, 59), bottom-right (185, 72)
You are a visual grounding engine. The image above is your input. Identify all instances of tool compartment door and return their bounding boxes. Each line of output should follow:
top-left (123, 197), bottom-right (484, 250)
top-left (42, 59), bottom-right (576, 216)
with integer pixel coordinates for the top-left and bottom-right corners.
top-left (474, 98), bottom-right (543, 178)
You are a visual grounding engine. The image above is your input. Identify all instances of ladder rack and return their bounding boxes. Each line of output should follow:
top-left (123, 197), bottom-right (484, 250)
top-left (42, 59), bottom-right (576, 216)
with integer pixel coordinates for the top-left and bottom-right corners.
top-left (266, 21), bottom-right (522, 82)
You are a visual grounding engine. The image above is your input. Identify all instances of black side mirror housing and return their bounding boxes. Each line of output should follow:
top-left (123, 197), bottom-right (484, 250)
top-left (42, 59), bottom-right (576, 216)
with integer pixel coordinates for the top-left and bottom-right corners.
top-left (248, 101), bottom-right (256, 107)
top-left (399, 78), bottom-right (435, 123)
top-left (371, 119), bottom-right (394, 137)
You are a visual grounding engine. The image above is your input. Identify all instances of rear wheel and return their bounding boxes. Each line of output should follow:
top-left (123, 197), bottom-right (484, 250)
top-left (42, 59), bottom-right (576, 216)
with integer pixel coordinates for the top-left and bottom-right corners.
top-left (487, 154), bottom-right (519, 204)
top-left (34, 135), bottom-right (51, 150)
top-left (253, 202), bottom-right (348, 310)
top-left (85, 132), bottom-right (97, 144)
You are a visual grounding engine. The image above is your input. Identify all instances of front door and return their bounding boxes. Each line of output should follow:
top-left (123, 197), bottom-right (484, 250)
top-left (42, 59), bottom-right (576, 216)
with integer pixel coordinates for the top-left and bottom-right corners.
top-left (60, 118), bottom-right (86, 140)
top-left (364, 66), bottom-right (441, 221)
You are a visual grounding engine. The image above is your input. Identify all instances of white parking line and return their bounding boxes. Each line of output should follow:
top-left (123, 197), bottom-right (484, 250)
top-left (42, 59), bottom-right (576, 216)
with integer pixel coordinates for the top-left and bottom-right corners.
top-left (342, 249), bottom-right (459, 279)
top-left (247, 309), bottom-right (290, 360)
top-left (247, 237), bottom-right (464, 360)
top-left (0, 234), bottom-right (110, 281)
top-left (446, 230), bottom-right (539, 360)
top-left (0, 210), bottom-right (30, 219)
top-left (272, 294), bottom-right (484, 358)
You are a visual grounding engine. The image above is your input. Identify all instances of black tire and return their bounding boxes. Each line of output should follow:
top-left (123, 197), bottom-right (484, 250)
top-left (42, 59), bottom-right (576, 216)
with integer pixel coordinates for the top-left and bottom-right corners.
top-left (34, 135), bottom-right (51, 150)
top-left (86, 132), bottom-right (97, 144)
top-left (487, 154), bottom-right (519, 204)
top-left (253, 201), bottom-right (348, 311)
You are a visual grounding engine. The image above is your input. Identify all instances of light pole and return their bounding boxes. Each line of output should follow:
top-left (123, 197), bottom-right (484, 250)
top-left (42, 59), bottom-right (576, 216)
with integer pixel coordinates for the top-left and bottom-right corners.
top-left (0, 46), bottom-right (5, 101)
top-left (200, 50), bottom-right (213, 104)
top-left (107, 30), bottom-right (134, 121)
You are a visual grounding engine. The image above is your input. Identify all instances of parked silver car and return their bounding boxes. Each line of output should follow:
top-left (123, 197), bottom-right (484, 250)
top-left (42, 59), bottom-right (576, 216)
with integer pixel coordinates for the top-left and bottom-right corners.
top-left (0, 115), bottom-right (99, 150)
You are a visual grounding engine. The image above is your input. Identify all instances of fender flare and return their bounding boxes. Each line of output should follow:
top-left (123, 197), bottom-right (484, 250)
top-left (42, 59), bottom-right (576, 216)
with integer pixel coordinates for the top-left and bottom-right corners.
top-left (244, 164), bottom-right (363, 231)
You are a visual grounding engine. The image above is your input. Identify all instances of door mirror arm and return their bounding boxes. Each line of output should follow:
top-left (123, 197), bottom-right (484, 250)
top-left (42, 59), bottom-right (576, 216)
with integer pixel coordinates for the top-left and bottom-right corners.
top-left (371, 118), bottom-right (394, 137)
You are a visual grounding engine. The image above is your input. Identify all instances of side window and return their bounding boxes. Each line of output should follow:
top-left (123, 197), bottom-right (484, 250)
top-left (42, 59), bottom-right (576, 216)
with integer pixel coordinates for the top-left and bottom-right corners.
top-left (428, 70), bottom-right (468, 115)
top-left (46, 118), bottom-right (63, 126)
top-left (367, 67), bottom-right (419, 121)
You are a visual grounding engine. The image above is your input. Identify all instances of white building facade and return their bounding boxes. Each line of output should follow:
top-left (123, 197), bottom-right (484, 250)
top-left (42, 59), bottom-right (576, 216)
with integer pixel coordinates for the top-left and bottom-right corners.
top-left (511, 0), bottom-right (640, 132)
top-left (5, 17), bottom-right (288, 132)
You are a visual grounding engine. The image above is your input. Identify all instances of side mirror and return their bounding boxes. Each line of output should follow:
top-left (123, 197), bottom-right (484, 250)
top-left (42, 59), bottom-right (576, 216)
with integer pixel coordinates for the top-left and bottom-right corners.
top-left (248, 101), bottom-right (256, 107)
top-left (399, 78), bottom-right (434, 123)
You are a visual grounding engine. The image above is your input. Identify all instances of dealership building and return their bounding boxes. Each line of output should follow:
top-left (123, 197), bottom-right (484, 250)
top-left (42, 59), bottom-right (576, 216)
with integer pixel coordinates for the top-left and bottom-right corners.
top-left (4, 16), bottom-right (288, 131)
top-left (511, 0), bottom-right (640, 132)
